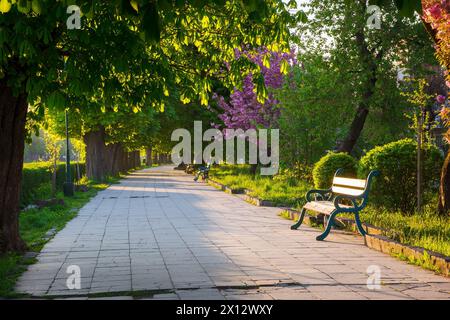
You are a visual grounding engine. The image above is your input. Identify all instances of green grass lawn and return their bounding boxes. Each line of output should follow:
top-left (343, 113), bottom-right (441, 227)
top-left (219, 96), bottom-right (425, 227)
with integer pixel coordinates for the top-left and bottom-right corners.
top-left (210, 164), bottom-right (311, 207)
top-left (0, 180), bottom-right (113, 298)
top-left (210, 164), bottom-right (450, 258)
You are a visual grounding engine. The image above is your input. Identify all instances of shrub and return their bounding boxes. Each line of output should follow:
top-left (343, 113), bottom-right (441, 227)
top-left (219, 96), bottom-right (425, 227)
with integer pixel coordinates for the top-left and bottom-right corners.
top-left (274, 163), bottom-right (313, 186)
top-left (312, 152), bottom-right (357, 189)
top-left (358, 139), bottom-right (443, 213)
top-left (21, 162), bottom-right (86, 207)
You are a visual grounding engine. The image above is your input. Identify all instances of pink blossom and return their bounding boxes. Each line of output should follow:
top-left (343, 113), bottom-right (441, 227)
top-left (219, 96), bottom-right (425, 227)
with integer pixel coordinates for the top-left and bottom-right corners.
top-left (437, 95), bottom-right (446, 104)
top-left (214, 47), bottom-right (297, 132)
top-left (428, 4), bottom-right (443, 19)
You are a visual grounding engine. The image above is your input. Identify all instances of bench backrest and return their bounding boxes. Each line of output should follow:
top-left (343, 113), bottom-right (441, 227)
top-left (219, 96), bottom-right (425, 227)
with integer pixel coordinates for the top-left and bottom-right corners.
top-left (331, 169), bottom-right (379, 198)
top-left (332, 177), bottom-right (366, 196)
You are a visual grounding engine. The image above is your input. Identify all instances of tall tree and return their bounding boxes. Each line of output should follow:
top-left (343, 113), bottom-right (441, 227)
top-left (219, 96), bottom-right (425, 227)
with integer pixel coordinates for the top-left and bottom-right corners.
top-left (0, 0), bottom-right (297, 252)
top-left (422, 0), bottom-right (450, 215)
top-left (297, 0), bottom-right (435, 154)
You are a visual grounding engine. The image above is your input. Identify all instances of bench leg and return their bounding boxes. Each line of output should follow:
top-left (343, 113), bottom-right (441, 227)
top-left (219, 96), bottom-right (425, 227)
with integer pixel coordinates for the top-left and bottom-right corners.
top-left (354, 213), bottom-right (366, 236)
top-left (290, 208), bottom-right (307, 230)
top-left (316, 211), bottom-right (337, 241)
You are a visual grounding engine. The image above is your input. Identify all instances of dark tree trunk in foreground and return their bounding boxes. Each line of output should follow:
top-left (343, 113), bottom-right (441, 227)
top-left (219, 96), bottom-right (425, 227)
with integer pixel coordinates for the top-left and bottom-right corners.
top-left (0, 79), bottom-right (27, 253)
top-left (145, 147), bottom-right (152, 166)
top-left (84, 127), bottom-right (107, 182)
top-left (438, 151), bottom-right (450, 216)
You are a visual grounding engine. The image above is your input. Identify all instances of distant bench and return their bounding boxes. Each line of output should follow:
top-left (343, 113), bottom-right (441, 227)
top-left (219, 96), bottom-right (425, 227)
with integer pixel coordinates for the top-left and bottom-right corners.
top-left (193, 164), bottom-right (211, 182)
top-left (291, 169), bottom-right (379, 241)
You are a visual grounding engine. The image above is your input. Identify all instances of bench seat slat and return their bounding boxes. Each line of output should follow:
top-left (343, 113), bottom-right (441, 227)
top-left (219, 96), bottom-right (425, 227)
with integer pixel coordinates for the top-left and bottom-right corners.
top-left (333, 177), bottom-right (366, 188)
top-left (304, 201), bottom-right (351, 215)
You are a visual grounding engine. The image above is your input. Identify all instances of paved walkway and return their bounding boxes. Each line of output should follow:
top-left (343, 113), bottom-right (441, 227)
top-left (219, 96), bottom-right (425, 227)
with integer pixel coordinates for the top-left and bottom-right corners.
top-left (15, 166), bottom-right (450, 299)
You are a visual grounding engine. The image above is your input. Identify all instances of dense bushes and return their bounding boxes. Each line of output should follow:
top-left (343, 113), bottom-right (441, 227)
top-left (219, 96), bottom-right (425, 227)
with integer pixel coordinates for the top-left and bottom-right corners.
top-left (312, 152), bottom-right (357, 189)
top-left (21, 162), bottom-right (86, 207)
top-left (359, 139), bottom-right (443, 213)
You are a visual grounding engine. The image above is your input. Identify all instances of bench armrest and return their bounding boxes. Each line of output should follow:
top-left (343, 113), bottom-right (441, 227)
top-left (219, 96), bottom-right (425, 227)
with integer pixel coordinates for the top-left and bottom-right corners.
top-left (333, 195), bottom-right (362, 212)
top-left (306, 189), bottom-right (332, 202)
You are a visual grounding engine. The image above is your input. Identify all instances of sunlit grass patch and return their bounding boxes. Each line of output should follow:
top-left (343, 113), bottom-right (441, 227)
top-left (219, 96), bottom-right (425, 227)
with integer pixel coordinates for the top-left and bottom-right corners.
top-left (210, 164), bottom-right (311, 206)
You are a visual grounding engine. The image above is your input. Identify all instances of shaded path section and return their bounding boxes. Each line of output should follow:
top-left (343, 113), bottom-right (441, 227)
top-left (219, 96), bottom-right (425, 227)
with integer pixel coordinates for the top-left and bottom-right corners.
top-left (15, 166), bottom-right (450, 299)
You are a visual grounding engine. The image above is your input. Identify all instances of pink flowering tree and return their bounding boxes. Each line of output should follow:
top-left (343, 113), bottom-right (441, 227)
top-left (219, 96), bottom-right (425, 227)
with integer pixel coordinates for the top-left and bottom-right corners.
top-left (212, 48), bottom-right (296, 174)
top-left (423, 0), bottom-right (450, 215)
top-left (214, 48), bottom-right (296, 132)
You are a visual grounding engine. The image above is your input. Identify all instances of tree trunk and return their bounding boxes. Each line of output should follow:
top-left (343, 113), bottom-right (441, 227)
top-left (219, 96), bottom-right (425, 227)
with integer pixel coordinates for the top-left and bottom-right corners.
top-left (0, 79), bottom-right (27, 253)
top-left (134, 151), bottom-right (141, 168)
top-left (336, 105), bottom-right (370, 153)
top-left (84, 127), bottom-right (107, 182)
top-left (104, 143), bottom-right (122, 177)
top-left (438, 151), bottom-right (450, 216)
top-left (335, 5), bottom-right (379, 153)
top-left (128, 152), bottom-right (135, 169)
top-left (145, 147), bottom-right (152, 167)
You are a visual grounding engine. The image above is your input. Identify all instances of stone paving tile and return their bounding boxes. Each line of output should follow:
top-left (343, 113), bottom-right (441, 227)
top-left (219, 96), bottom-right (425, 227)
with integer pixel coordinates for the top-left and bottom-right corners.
top-left (176, 288), bottom-right (225, 300)
top-left (13, 166), bottom-right (450, 300)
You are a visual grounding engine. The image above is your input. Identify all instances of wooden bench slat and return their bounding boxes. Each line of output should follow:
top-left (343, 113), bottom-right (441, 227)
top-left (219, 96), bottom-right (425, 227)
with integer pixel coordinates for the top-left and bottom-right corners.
top-left (332, 186), bottom-right (364, 196)
top-left (304, 201), bottom-right (351, 215)
top-left (332, 177), bottom-right (366, 189)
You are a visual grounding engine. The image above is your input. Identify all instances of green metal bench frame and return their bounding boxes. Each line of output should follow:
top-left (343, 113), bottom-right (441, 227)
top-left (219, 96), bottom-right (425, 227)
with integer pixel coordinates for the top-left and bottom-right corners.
top-left (291, 169), bottom-right (379, 241)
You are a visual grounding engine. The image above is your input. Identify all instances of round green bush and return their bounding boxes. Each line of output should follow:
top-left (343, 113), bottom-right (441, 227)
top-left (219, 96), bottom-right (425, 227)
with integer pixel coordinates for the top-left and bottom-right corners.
top-left (358, 139), bottom-right (443, 213)
top-left (312, 152), bottom-right (357, 189)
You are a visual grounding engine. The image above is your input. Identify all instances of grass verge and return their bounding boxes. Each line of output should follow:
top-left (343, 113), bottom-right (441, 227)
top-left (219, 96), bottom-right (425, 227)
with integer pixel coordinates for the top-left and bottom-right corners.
top-left (0, 178), bottom-right (117, 298)
top-left (210, 164), bottom-right (311, 207)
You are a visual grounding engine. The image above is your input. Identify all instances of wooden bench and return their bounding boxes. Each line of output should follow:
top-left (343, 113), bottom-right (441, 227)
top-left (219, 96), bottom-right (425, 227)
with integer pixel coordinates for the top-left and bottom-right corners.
top-left (291, 169), bottom-right (379, 241)
top-left (193, 164), bottom-right (211, 182)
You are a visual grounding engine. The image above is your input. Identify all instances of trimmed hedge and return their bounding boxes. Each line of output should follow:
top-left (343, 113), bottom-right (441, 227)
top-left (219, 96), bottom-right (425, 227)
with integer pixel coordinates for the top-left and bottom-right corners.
top-left (359, 139), bottom-right (443, 213)
top-left (312, 152), bottom-right (357, 189)
top-left (21, 162), bottom-right (86, 207)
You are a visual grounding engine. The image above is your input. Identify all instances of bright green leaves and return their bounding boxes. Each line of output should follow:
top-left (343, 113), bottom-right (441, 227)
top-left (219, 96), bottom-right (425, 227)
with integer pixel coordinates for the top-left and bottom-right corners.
top-left (142, 3), bottom-right (160, 43)
top-left (0, 0), bottom-right (12, 13)
top-left (46, 90), bottom-right (67, 109)
top-left (0, 0), bottom-right (44, 15)
top-left (280, 59), bottom-right (289, 75)
top-left (130, 0), bottom-right (138, 13)
top-left (201, 15), bottom-right (209, 29)
top-left (262, 54), bottom-right (271, 69)
top-left (31, 0), bottom-right (42, 14)
top-left (254, 73), bottom-right (268, 104)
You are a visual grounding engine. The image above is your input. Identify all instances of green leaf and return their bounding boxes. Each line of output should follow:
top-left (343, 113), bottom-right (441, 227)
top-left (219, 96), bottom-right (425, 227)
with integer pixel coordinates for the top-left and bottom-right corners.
top-left (17, 0), bottom-right (31, 14)
top-left (31, 0), bottom-right (42, 14)
top-left (46, 91), bottom-right (66, 109)
top-left (0, 0), bottom-right (12, 13)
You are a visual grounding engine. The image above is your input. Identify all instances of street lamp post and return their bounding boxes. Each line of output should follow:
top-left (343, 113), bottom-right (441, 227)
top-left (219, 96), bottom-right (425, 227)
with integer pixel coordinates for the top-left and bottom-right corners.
top-left (63, 110), bottom-right (74, 197)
